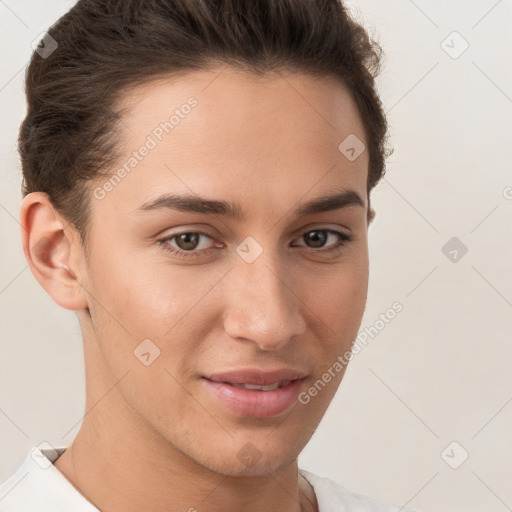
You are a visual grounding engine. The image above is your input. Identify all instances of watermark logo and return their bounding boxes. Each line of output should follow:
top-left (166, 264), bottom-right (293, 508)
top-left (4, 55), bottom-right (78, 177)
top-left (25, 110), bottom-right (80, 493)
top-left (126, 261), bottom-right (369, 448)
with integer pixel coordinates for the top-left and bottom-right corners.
top-left (236, 236), bottom-right (263, 263)
top-left (298, 301), bottom-right (403, 404)
top-left (442, 237), bottom-right (468, 263)
top-left (31, 32), bottom-right (58, 58)
top-left (338, 134), bottom-right (365, 161)
top-left (237, 442), bottom-right (262, 468)
top-left (134, 338), bottom-right (161, 366)
top-left (93, 97), bottom-right (198, 200)
top-left (30, 441), bottom-right (58, 469)
top-left (441, 441), bottom-right (469, 469)
top-left (441, 31), bottom-right (469, 59)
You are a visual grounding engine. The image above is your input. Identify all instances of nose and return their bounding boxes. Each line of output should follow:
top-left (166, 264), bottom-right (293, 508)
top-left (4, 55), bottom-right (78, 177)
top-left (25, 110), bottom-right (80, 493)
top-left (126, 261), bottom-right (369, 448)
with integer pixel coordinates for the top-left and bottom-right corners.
top-left (222, 248), bottom-right (307, 351)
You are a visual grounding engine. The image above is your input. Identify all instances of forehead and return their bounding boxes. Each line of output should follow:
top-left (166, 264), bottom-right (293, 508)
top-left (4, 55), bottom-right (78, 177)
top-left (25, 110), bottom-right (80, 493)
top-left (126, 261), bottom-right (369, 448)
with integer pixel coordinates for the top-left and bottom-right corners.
top-left (91, 65), bottom-right (369, 217)
top-left (119, 65), bottom-right (366, 147)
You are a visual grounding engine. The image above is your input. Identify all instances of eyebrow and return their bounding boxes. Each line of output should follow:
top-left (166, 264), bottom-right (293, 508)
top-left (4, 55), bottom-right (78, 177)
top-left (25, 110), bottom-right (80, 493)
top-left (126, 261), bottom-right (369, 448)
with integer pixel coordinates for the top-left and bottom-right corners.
top-left (136, 189), bottom-right (365, 220)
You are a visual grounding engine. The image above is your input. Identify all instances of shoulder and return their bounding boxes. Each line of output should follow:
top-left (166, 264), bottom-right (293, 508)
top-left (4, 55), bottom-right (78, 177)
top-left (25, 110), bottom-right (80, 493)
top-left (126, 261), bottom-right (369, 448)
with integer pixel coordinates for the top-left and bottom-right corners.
top-left (0, 445), bottom-right (98, 512)
top-left (299, 469), bottom-right (420, 512)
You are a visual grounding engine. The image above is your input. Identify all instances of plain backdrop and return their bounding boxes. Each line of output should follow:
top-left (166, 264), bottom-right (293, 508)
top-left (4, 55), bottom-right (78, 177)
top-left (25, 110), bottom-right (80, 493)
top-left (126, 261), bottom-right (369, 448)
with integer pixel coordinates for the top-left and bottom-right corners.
top-left (1, 1), bottom-right (511, 511)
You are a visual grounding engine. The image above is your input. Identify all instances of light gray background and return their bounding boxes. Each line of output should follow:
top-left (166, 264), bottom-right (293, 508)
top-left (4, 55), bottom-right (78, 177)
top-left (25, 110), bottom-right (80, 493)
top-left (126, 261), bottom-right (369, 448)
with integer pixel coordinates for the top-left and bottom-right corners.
top-left (1, 1), bottom-right (511, 511)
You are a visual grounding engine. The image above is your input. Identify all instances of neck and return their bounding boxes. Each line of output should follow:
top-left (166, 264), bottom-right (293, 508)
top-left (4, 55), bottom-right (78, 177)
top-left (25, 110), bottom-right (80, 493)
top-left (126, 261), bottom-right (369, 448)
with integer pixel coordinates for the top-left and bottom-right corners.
top-left (54, 398), bottom-right (317, 512)
top-left (54, 319), bottom-right (318, 512)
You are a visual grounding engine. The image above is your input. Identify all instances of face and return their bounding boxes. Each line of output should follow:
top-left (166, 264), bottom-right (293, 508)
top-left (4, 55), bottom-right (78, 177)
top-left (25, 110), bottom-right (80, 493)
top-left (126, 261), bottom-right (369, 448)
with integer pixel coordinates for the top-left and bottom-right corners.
top-left (78, 65), bottom-right (370, 476)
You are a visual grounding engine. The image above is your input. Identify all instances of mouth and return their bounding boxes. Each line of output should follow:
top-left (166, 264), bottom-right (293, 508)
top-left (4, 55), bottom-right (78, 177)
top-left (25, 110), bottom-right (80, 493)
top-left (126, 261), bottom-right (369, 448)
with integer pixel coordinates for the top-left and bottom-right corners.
top-left (223, 380), bottom-right (293, 391)
top-left (201, 368), bottom-right (307, 418)
top-left (204, 367), bottom-right (307, 385)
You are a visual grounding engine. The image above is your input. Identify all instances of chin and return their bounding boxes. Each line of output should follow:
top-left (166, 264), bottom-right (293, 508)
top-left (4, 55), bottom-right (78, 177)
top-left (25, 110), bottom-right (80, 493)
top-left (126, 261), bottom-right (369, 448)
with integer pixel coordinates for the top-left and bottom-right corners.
top-left (195, 437), bottom-right (301, 477)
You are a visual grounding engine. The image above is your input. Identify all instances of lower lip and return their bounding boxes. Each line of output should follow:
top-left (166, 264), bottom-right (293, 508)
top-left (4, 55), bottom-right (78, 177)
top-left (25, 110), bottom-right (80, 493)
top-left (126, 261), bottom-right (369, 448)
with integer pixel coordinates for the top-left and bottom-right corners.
top-left (202, 378), bottom-right (305, 418)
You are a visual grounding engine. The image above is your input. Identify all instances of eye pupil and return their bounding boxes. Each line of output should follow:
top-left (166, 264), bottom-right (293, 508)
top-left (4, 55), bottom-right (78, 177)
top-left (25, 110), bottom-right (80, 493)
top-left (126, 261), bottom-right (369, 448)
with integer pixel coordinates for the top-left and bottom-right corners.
top-left (176, 233), bottom-right (200, 250)
top-left (305, 230), bottom-right (327, 248)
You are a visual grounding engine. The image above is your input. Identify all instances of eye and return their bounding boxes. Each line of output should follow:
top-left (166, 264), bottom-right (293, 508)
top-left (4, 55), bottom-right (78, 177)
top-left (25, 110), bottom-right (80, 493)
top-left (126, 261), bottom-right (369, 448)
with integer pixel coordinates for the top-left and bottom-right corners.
top-left (293, 229), bottom-right (351, 252)
top-left (157, 231), bottom-right (220, 259)
top-left (157, 228), bottom-right (352, 260)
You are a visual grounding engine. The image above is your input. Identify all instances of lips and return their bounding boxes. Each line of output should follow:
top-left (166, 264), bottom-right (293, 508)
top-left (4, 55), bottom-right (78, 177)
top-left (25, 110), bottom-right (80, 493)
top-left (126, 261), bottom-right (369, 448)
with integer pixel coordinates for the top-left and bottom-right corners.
top-left (204, 368), bottom-right (307, 386)
top-left (229, 381), bottom-right (291, 391)
top-left (201, 368), bottom-right (307, 417)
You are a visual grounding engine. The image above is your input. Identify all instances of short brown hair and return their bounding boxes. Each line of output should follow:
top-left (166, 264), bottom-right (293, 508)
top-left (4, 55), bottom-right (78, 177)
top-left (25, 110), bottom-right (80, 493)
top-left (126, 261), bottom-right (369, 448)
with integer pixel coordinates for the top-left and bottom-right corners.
top-left (19, 0), bottom-right (390, 250)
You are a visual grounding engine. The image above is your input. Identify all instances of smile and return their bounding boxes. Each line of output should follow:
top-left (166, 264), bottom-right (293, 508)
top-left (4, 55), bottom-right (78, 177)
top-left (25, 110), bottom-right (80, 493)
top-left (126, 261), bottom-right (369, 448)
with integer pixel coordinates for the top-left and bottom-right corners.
top-left (201, 368), bottom-right (307, 418)
top-left (227, 381), bottom-right (291, 391)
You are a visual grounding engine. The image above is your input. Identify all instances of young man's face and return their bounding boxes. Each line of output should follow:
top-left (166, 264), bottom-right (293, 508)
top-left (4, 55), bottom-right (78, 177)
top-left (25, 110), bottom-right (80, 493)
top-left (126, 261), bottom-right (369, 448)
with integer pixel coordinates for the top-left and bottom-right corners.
top-left (74, 66), bottom-right (370, 476)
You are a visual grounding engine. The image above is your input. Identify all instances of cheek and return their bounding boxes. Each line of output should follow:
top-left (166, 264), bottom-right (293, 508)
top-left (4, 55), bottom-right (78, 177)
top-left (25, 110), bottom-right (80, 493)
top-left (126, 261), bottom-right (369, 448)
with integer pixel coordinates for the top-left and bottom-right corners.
top-left (86, 249), bottom-right (222, 382)
top-left (307, 257), bottom-right (369, 344)
top-left (89, 245), bottom-right (197, 328)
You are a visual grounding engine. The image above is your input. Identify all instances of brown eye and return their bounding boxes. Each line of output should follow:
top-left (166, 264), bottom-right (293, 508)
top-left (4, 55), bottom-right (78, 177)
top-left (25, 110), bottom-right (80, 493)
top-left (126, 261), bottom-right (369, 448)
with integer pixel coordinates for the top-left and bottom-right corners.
top-left (174, 232), bottom-right (201, 251)
top-left (295, 229), bottom-right (351, 250)
top-left (303, 230), bottom-right (328, 248)
top-left (158, 231), bottom-right (219, 259)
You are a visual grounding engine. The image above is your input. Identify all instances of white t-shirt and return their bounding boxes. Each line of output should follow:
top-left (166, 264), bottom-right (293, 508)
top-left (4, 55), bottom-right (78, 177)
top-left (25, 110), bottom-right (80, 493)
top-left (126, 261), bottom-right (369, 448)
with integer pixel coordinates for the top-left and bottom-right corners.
top-left (0, 446), bottom-right (420, 512)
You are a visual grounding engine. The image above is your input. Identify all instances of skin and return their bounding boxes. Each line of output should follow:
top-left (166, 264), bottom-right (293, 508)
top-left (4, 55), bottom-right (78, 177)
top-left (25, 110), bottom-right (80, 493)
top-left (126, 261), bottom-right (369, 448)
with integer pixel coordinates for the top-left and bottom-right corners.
top-left (20, 65), bottom-right (372, 512)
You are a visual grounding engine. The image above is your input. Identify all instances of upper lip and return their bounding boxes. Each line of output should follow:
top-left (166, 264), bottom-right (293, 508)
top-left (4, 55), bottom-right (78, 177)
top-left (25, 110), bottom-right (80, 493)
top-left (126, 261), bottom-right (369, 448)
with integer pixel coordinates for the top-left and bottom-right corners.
top-left (203, 368), bottom-right (307, 386)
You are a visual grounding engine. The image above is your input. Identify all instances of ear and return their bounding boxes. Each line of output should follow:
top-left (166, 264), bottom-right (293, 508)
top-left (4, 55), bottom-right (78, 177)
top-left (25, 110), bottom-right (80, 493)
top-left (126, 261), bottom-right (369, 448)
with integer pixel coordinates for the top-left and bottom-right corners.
top-left (367, 206), bottom-right (376, 225)
top-left (20, 192), bottom-right (89, 311)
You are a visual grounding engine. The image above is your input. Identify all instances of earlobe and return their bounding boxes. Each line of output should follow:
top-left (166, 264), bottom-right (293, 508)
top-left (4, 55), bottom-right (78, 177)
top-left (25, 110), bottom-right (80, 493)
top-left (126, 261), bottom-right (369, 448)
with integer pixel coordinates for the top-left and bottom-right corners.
top-left (367, 207), bottom-right (376, 225)
top-left (20, 192), bottom-right (89, 312)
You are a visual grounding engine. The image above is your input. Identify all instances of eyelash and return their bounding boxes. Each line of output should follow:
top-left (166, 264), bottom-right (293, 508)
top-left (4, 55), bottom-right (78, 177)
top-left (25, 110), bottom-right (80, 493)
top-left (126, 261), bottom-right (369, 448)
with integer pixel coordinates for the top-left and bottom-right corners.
top-left (157, 229), bottom-right (352, 259)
